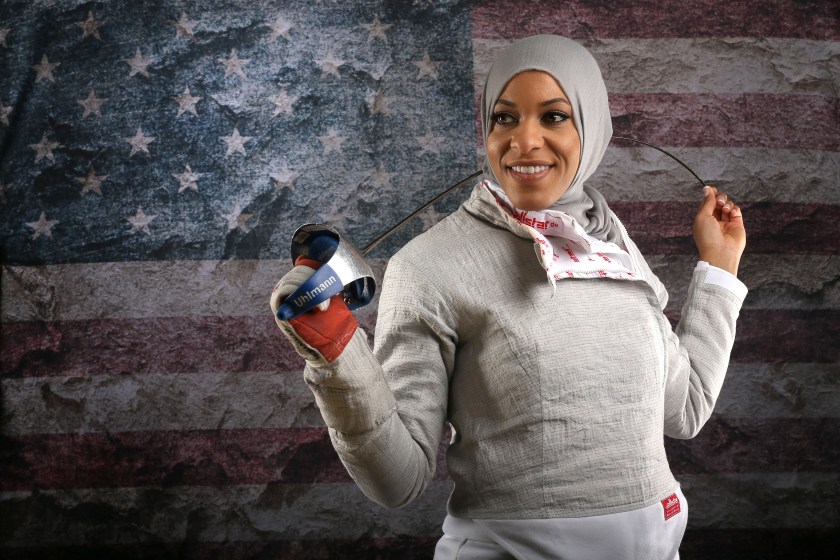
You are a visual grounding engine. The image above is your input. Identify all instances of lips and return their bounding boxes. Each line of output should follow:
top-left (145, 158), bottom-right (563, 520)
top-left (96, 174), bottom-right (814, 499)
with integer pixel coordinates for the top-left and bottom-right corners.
top-left (506, 161), bottom-right (554, 181)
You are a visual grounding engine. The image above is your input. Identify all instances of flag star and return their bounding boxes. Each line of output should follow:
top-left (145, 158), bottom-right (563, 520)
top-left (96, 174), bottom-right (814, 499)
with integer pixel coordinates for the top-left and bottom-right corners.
top-left (125, 127), bottom-right (155, 157)
top-left (368, 89), bottom-right (395, 116)
top-left (0, 98), bottom-right (12, 126)
top-left (75, 11), bottom-right (105, 41)
top-left (416, 130), bottom-right (445, 155)
top-left (173, 164), bottom-right (205, 192)
top-left (220, 128), bottom-right (252, 156)
top-left (172, 86), bottom-right (202, 116)
top-left (0, 28), bottom-right (9, 48)
top-left (418, 205), bottom-right (448, 231)
top-left (413, 51), bottom-right (441, 80)
top-left (318, 128), bottom-right (347, 155)
top-left (32, 55), bottom-right (60, 82)
top-left (77, 90), bottom-right (107, 119)
top-left (362, 17), bottom-right (392, 43)
top-left (316, 53), bottom-right (344, 78)
top-left (270, 88), bottom-right (298, 116)
top-left (29, 132), bottom-right (61, 162)
top-left (219, 49), bottom-right (249, 79)
top-left (173, 12), bottom-right (198, 39)
top-left (222, 203), bottom-right (252, 232)
top-left (27, 212), bottom-right (59, 240)
top-left (317, 201), bottom-right (347, 230)
top-left (125, 48), bottom-right (152, 78)
top-left (368, 164), bottom-right (396, 190)
top-left (268, 14), bottom-right (293, 40)
top-left (76, 166), bottom-right (108, 195)
top-left (270, 165), bottom-right (300, 191)
top-left (126, 207), bottom-right (155, 235)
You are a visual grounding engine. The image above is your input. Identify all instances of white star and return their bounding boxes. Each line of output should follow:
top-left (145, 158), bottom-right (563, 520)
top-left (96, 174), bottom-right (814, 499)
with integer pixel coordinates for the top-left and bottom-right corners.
top-left (268, 14), bottom-right (293, 40)
top-left (368, 164), bottom-right (396, 190)
top-left (173, 12), bottom-right (198, 39)
top-left (270, 164), bottom-right (300, 191)
top-left (172, 164), bottom-right (205, 192)
top-left (219, 49), bottom-right (249, 79)
top-left (220, 127), bottom-right (252, 156)
top-left (222, 203), bottom-right (252, 232)
top-left (32, 55), bottom-right (60, 83)
top-left (270, 88), bottom-right (298, 116)
top-left (418, 205), bottom-right (448, 231)
top-left (172, 86), bottom-right (201, 116)
top-left (416, 130), bottom-right (445, 155)
top-left (77, 90), bottom-right (107, 119)
top-left (125, 127), bottom-right (155, 157)
top-left (368, 89), bottom-right (395, 116)
top-left (317, 201), bottom-right (347, 230)
top-left (413, 50), bottom-right (441, 80)
top-left (316, 53), bottom-right (344, 78)
top-left (75, 166), bottom-right (108, 195)
top-left (0, 98), bottom-right (12, 126)
top-left (318, 128), bottom-right (347, 155)
top-left (126, 207), bottom-right (155, 235)
top-left (75, 11), bottom-right (105, 41)
top-left (362, 17), bottom-right (392, 43)
top-left (29, 132), bottom-right (61, 162)
top-left (125, 48), bottom-right (152, 78)
top-left (0, 28), bottom-right (9, 48)
top-left (26, 212), bottom-right (59, 240)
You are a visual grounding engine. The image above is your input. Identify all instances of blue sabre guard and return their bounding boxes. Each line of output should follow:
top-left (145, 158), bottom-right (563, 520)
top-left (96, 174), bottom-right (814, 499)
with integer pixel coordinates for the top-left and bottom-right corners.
top-left (275, 224), bottom-right (377, 321)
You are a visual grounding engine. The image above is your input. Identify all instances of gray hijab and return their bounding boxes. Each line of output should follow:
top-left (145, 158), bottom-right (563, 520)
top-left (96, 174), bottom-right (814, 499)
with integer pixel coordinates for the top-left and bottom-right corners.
top-left (481, 35), bottom-right (620, 244)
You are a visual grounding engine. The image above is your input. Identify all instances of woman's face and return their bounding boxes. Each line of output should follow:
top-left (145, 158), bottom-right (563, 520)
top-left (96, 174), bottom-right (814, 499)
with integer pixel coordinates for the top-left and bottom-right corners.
top-left (486, 70), bottom-right (581, 210)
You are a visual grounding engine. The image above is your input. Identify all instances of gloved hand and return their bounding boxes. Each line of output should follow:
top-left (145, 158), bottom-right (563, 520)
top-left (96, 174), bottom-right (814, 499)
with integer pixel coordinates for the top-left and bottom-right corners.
top-left (270, 256), bottom-right (358, 367)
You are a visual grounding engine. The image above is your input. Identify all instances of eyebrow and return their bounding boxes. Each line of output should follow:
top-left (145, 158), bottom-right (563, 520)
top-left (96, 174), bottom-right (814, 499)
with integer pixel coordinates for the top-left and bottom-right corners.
top-left (495, 97), bottom-right (572, 108)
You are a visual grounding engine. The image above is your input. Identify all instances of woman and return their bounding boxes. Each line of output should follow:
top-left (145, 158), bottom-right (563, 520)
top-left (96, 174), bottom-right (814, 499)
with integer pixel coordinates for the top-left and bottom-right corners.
top-left (271, 35), bottom-right (746, 559)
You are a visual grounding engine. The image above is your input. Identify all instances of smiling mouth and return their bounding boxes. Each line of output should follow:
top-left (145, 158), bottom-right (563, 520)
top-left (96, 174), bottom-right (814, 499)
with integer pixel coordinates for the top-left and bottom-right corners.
top-left (509, 165), bottom-right (551, 174)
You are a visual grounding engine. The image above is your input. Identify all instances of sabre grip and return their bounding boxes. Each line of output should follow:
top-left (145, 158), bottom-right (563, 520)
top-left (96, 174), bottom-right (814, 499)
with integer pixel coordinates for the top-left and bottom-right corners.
top-left (274, 235), bottom-right (342, 321)
top-left (275, 263), bottom-right (343, 321)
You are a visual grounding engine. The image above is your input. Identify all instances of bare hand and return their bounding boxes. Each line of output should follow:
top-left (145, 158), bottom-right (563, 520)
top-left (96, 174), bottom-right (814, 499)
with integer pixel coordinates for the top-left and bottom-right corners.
top-left (692, 186), bottom-right (746, 276)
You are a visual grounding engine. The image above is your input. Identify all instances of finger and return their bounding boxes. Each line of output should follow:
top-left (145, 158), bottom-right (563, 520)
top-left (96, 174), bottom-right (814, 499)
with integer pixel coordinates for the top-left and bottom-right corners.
top-left (716, 192), bottom-right (728, 208)
top-left (699, 185), bottom-right (718, 214)
top-left (729, 204), bottom-right (744, 221)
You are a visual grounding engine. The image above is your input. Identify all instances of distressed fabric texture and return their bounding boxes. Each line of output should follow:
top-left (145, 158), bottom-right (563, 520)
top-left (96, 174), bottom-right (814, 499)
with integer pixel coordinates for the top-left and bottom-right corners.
top-left (304, 183), bottom-right (745, 518)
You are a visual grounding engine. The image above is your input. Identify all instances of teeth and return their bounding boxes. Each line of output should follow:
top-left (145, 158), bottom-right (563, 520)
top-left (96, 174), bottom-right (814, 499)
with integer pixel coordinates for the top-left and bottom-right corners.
top-left (511, 165), bottom-right (550, 174)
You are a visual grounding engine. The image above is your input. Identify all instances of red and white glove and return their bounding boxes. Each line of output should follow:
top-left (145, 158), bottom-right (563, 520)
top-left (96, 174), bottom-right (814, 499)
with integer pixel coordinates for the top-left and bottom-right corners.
top-left (270, 256), bottom-right (358, 367)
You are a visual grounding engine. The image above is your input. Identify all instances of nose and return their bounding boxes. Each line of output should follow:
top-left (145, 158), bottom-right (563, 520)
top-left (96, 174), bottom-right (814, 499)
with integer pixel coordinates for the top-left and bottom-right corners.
top-left (510, 118), bottom-right (544, 153)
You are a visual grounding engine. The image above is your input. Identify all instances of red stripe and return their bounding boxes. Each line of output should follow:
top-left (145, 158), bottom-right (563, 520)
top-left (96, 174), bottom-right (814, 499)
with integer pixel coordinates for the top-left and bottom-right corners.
top-left (472, 0), bottom-right (840, 41)
top-left (613, 202), bottom-right (840, 256)
top-left (2, 308), bottom-right (838, 379)
top-left (610, 94), bottom-right (839, 151)
top-left (2, 531), bottom-right (839, 559)
top-left (473, 94), bottom-right (839, 154)
top-left (1, 419), bottom-right (835, 492)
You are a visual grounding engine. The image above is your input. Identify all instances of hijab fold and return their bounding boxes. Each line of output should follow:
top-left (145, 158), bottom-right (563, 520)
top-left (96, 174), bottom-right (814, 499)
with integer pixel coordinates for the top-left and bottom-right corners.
top-left (481, 35), bottom-right (620, 245)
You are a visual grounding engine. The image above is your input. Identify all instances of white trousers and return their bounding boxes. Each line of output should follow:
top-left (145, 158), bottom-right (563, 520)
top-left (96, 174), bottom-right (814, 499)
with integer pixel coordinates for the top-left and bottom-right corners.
top-left (434, 486), bottom-right (687, 560)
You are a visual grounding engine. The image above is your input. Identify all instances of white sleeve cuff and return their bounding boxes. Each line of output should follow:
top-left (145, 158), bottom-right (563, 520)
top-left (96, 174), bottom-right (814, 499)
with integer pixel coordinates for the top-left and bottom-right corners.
top-left (695, 261), bottom-right (748, 302)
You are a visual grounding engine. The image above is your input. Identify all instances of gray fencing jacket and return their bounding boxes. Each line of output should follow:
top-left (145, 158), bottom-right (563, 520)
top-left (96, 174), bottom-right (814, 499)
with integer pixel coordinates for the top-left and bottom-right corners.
top-left (303, 183), bottom-right (744, 519)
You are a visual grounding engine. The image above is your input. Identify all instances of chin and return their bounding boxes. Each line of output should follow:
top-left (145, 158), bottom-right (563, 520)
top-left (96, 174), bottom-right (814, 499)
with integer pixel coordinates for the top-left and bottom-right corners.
top-left (507, 189), bottom-right (565, 211)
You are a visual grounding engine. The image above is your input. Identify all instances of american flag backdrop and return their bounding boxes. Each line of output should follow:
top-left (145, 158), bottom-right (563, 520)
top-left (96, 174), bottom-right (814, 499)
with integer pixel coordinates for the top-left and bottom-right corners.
top-left (1, 0), bottom-right (838, 558)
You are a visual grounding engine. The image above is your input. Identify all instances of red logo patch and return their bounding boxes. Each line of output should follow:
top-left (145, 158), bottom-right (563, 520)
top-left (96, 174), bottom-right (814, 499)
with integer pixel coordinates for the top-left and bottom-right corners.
top-left (661, 493), bottom-right (681, 521)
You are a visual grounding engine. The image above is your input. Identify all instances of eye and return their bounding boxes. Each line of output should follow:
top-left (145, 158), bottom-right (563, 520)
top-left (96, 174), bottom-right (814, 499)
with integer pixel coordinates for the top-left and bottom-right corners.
top-left (543, 110), bottom-right (571, 125)
top-left (491, 112), bottom-right (516, 126)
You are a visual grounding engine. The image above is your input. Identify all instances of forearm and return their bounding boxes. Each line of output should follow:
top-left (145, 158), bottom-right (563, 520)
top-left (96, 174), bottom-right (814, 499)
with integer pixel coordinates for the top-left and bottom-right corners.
top-left (663, 263), bottom-right (747, 438)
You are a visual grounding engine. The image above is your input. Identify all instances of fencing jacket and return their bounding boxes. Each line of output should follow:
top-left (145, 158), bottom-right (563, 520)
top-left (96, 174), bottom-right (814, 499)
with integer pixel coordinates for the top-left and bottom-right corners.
top-left (302, 183), bottom-right (746, 519)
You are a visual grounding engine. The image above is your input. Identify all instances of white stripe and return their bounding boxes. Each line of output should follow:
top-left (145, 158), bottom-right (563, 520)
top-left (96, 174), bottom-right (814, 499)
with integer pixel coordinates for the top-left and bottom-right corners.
top-left (3, 253), bottom-right (834, 322)
top-left (592, 147), bottom-right (840, 204)
top-left (473, 38), bottom-right (840, 95)
top-left (2, 363), bottom-right (835, 436)
top-left (1, 474), bottom-right (837, 546)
